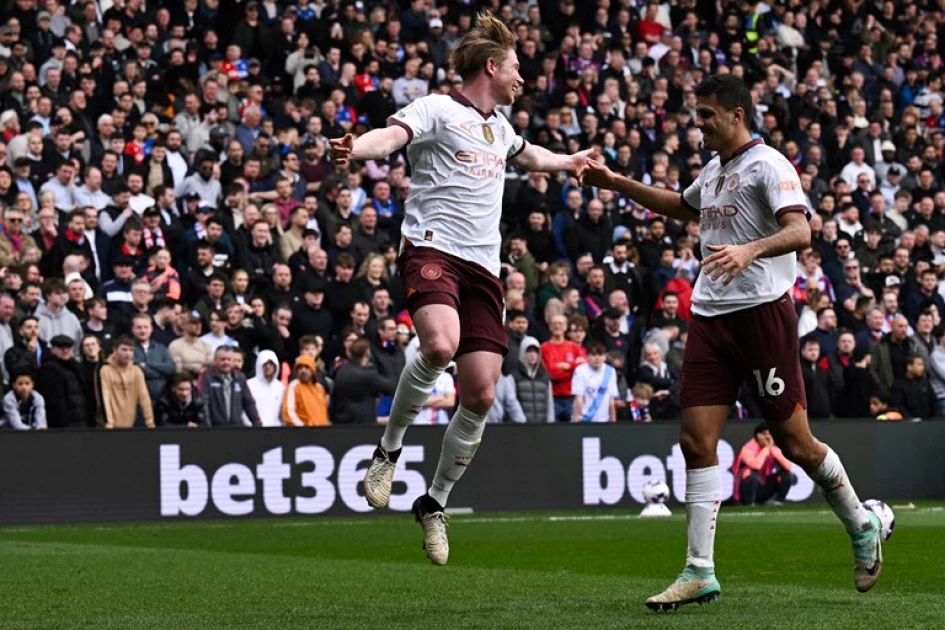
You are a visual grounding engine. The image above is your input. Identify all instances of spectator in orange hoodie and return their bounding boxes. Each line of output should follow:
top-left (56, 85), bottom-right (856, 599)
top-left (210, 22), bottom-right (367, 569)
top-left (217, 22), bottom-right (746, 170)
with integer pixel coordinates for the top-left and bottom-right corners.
top-left (282, 353), bottom-right (329, 426)
top-left (732, 425), bottom-right (796, 506)
top-left (541, 314), bottom-right (586, 422)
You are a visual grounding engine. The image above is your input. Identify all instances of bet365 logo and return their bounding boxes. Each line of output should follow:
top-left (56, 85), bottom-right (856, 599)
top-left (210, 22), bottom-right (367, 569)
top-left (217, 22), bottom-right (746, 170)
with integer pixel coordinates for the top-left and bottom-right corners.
top-left (581, 438), bottom-right (814, 505)
top-left (159, 444), bottom-right (427, 517)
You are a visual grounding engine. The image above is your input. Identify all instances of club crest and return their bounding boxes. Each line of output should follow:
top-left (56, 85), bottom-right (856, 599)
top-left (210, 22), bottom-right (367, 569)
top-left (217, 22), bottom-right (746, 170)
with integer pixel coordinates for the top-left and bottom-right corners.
top-left (421, 264), bottom-right (442, 280)
top-left (727, 174), bottom-right (740, 191)
top-left (715, 175), bottom-right (726, 196)
top-left (482, 124), bottom-right (495, 144)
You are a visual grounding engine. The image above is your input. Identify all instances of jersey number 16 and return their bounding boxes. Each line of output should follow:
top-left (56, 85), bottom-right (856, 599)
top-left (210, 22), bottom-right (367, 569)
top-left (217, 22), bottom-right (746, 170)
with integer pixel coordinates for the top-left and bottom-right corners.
top-left (752, 368), bottom-right (785, 397)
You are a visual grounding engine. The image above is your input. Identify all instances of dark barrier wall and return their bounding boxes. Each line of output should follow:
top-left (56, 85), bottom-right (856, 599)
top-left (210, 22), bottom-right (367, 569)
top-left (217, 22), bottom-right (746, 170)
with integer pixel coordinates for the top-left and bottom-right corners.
top-left (1, 423), bottom-right (943, 525)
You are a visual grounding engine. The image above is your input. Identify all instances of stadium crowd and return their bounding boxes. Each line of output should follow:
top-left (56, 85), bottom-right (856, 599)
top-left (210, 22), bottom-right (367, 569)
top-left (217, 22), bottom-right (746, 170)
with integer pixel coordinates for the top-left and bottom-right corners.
top-left (2, 0), bottom-right (945, 429)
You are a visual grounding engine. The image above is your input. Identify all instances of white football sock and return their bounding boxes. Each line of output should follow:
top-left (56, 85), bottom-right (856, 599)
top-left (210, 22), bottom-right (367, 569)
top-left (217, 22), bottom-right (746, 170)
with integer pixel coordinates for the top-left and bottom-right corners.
top-left (428, 406), bottom-right (487, 508)
top-left (685, 466), bottom-right (721, 571)
top-left (380, 352), bottom-right (445, 453)
top-left (809, 446), bottom-right (872, 536)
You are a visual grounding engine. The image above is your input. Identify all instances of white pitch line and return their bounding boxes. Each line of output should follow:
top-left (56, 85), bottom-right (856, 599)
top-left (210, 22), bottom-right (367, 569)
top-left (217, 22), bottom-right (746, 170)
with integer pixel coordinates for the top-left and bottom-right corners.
top-left (2, 506), bottom-right (941, 533)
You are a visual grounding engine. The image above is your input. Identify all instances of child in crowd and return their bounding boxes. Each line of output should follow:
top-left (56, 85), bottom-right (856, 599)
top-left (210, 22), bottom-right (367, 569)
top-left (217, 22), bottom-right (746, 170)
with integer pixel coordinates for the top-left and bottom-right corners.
top-left (1, 371), bottom-right (46, 430)
top-left (571, 342), bottom-right (618, 423)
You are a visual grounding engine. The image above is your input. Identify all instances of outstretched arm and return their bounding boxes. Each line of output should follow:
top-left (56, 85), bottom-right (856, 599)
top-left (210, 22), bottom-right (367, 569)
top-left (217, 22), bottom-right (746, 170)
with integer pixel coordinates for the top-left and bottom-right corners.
top-left (511, 142), bottom-right (592, 175)
top-left (329, 126), bottom-right (410, 167)
top-left (581, 159), bottom-right (699, 222)
top-left (702, 211), bottom-right (812, 286)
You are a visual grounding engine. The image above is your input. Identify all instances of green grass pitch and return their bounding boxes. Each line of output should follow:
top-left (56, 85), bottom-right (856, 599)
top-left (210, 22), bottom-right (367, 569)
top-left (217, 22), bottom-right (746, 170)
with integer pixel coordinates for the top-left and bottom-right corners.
top-left (0, 504), bottom-right (942, 629)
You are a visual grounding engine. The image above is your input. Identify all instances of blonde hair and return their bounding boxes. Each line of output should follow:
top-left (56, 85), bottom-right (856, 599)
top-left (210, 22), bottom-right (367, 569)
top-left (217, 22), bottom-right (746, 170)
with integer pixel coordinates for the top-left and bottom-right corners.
top-left (632, 382), bottom-right (654, 401)
top-left (449, 12), bottom-right (516, 80)
top-left (356, 252), bottom-right (389, 282)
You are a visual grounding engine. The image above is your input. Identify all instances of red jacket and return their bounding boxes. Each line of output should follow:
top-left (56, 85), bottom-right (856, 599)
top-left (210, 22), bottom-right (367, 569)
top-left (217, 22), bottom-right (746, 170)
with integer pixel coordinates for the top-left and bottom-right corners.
top-left (540, 340), bottom-right (586, 397)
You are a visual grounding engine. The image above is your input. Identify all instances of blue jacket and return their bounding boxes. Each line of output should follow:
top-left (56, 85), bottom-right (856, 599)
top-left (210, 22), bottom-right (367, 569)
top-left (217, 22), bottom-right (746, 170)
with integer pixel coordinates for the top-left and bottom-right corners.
top-left (134, 341), bottom-right (177, 405)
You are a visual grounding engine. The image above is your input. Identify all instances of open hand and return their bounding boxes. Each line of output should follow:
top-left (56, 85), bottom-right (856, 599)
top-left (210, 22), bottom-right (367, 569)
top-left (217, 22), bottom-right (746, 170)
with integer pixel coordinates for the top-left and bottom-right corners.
top-left (702, 242), bottom-right (758, 286)
top-left (329, 133), bottom-right (354, 168)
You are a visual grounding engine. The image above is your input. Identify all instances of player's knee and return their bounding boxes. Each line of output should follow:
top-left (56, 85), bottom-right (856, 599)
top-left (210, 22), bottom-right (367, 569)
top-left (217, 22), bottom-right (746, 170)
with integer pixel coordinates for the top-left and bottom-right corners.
top-left (422, 337), bottom-right (458, 367)
top-left (461, 384), bottom-right (495, 417)
top-left (679, 429), bottom-right (714, 464)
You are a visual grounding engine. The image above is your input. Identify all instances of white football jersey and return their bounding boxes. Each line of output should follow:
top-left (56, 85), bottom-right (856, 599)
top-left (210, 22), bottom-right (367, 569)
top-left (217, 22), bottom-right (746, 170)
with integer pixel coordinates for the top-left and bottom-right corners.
top-left (387, 90), bottom-right (526, 277)
top-left (413, 372), bottom-right (457, 426)
top-left (682, 140), bottom-right (810, 316)
top-left (571, 363), bottom-right (618, 423)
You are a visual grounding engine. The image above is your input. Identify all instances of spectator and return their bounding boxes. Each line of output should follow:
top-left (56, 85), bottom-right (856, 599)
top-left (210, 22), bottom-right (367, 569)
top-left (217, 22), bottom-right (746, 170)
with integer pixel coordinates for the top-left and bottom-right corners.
top-left (150, 299), bottom-right (180, 348)
top-left (247, 350), bottom-right (286, 428)
top-left (0, 207), bottom-right (38, 268)
top-left (810, 306), bottom-right (840, 356)
top-left (36, 279), bottom-right (83, 353)
top-left (835, 258), bottom-right (875, 326)
top-left (571, 341), bottom-right (618, 423)
top-left (603, 240), bottom-right (645, 309)
top-left (568, 199), bottom-right (611, 263)
top-left (98, 255), bottom-right (137, 309)
top-left (1, 370), bottom-right (47, 431)
top-left (200, 346), bottom-right (260, 427)
top-left (536, 262), bottom-right (571, 314)
top-left (914, 311), bottom-right (936, 358)
top-left (868, 392), bottom-right (910, 422)
top-left (871, 314), bottom-right (930, 395)
top-left (503, 233), bottom-right (539, 298)
top-left (0, 293), bottom-right (16, 387)
top-left (372, 316), bottom-right (405, 421)
top-left (78, 334), bottom-right (104, 423)
top-left (502, 309), bottom-right (530, 377)
top-left (856, 308), bottom-right (887, 351)
top-left (157, 374), bottom-right (208, 428)
top-left (905, 269), bottom-right (945, 325)
top-left (582, 266), bottom-right (608, 319)
top-left (292, 275), bottom-right (333, 340)
top-left (593, 307), bottom-right (633, 363)
top-left (541, 314), bottom-right (587, 422)
top-left (890, 355), bottom-right (937, 419)
top-left (800, 337), bottom-right (832, 419)
top-left (34, 333), bottom-right (90, 428)
top-left (282, 354), bottom-right (330, 426)
top-left (629, 383), bottom-right (656, 423)
top-left (928, 329), bottom-right (945, 416)
top-left (635, 343), bottom-right (680, 420)
top-left (332, 338), bottom-right (396, 424)
top-left (169, 311), bottom-right (213, 379)
top-left (412, 363), bottom-right (457, 426)
top-left (131, 314), bottom-right (176, 410)
top-left (4, 316), bottom-right (45, 380)
top-left (732, 426), bottom-right (797, 506)
top-left (201, 310), bottom-right (239, 352)
top-left (96, 337), bottom-right (154, 429)
top-left (486, 374), bottom-right (527, 424)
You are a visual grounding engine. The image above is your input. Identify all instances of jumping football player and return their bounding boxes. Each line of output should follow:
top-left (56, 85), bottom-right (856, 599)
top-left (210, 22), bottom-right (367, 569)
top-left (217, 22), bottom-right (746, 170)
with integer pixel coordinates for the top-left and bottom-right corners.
top-left (329, 13), bottom-right (590, 565)
top-left (582, 74), bottom-right (884, 610)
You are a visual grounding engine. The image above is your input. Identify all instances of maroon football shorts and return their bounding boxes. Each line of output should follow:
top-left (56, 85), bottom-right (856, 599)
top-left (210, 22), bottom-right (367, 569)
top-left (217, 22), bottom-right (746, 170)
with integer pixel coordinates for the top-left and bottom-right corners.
top-left (680, 292), bottom-right (807, 422)
top-left (400, 242), bottom-right (507, 358)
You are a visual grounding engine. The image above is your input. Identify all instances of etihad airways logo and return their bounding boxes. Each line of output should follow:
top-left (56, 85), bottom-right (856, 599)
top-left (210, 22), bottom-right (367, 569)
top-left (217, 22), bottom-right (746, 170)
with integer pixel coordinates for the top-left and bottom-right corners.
top-left (700, 204), bottom-right (738, 231)
top-left (454, 150), bottom-right (505, 167)
top-left (454, 150), bottom-right (505, 179)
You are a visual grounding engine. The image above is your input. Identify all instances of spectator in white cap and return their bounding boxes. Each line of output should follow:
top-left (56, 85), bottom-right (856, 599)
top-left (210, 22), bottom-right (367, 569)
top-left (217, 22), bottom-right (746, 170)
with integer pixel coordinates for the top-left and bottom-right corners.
top-left (874, 141), bottom-right (905, 182)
